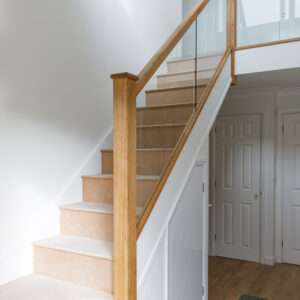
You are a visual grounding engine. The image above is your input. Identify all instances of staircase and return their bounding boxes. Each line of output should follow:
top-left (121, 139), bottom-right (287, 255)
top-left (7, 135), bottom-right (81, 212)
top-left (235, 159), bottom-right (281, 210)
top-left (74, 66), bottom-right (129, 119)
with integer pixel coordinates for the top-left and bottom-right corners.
top-left (0, 55), bottom-right (221, 299)
top-left (0, 0), bottom-right (236, 297)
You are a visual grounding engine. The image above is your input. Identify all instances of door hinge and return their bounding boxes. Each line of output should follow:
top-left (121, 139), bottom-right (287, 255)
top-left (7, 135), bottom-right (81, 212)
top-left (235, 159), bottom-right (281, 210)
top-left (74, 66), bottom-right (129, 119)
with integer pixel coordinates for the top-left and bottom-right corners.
top-left (282, 125), bottom-right (284, 133)
top-left (282, 240), bottom-right (284, 248)
top-left (215, 127), bottom-right (217, 134)
top-left (214, 180), bottom-right (217, 188)
top-left (202, 286), bottom-right (205, 296)
top-left (214, 234), bottom-right (217, 241)
top-left (203, 182), bottom-right (205, 193)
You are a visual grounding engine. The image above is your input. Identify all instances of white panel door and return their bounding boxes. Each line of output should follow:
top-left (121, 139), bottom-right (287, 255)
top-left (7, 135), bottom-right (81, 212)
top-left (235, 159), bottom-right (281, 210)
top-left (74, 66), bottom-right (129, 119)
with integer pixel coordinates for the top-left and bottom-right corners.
top-left (215, 115), bottom-right (261, 262)
top-left (283, 113), bottom-right (300, 265)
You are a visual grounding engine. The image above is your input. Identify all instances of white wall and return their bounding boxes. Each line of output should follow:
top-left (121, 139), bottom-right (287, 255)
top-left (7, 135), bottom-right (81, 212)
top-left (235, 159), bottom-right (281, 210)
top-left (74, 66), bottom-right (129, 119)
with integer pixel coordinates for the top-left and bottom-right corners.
top-left (0, 0), bottom-right (182, 285)
top-left (236, 41), bottom-right (300, 75)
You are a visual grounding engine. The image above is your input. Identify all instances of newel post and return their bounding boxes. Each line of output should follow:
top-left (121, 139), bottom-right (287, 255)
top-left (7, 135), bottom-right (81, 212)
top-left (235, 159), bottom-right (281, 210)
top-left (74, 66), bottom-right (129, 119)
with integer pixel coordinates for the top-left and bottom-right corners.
top-left (111, 72), bottom-right (139, 300)
top-left (227, 0), bottom-right (237, 84)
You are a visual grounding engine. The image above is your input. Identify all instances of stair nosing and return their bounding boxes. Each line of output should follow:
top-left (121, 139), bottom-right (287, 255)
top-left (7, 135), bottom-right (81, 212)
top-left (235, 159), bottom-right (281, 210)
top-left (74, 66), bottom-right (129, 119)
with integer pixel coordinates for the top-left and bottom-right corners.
top-left (137, 123), bottom-right (186, 129)
top-left (145, 83), bottom-right (208, 94)
top-left (59, 203), bottom-right (114, 214)
top-left (59, 202), bottom-right (143, 215)
top-left (81, 174), bottom-right (159, 181)
top-left (167, 53), bottom-right (223, 64)
top-left (33, 235), bottom-right (114, 261)
top-left (136, 102), bottom-right (194, 110)
top-left (156, 68), bottom-right (216, 78)
top-left (101, 148), bottom-right (174, 153)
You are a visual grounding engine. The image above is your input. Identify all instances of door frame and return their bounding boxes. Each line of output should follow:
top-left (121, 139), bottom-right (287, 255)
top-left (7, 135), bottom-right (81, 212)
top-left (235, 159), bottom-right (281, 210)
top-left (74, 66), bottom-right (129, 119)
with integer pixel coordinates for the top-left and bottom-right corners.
top-left (275, 108), bottom-right (300, 263)
top-left (210, 112), bottom-right (264, 264)
top-left (196, 159), bottom-right (209, 300)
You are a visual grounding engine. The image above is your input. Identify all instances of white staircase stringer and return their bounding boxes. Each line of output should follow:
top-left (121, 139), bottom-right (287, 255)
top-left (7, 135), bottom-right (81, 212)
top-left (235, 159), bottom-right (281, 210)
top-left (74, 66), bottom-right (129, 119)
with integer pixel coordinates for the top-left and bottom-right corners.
top-left (137, 55), bottom-right (232, 300)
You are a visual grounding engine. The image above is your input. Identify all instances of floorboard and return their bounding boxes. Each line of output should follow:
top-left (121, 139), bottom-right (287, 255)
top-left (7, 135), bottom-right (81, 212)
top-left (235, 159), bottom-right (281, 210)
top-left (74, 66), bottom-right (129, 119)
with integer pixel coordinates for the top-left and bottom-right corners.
top-left (209, 256), bottom-right (300, 300)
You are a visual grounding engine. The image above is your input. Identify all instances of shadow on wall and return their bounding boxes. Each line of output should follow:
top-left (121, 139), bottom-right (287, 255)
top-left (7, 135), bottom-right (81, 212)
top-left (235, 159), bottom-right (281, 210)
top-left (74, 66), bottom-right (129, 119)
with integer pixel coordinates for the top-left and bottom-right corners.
top-left (0, 0), bottom-right (114, 284)
top-left (0, 0), bottom-right (182, 285)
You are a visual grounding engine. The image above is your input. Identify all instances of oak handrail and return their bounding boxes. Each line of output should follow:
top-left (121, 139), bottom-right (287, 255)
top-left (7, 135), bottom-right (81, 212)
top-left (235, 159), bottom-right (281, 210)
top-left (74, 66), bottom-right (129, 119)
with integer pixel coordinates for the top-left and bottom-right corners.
top-left (135, 0), bottom-right (210, 95)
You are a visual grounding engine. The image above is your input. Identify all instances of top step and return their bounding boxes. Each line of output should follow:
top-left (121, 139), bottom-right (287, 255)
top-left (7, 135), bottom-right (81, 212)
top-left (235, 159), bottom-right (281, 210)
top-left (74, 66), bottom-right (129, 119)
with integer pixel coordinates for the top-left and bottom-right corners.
top-left (167, 54), bottom-right (223, 74)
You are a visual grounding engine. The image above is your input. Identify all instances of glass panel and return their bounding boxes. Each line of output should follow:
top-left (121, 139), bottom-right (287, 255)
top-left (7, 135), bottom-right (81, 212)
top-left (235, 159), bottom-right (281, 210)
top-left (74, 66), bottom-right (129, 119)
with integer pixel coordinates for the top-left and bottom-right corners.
top-left (195, 0), bottom-right (227, 106)
top-left (295, 0), bottom-right (300, 36)
top-left (237, 0), bottom-right (300, 47)
top-left (136, 0), bottom-right (227, 213)
top-left (237, 0), bottom-right (281, 47)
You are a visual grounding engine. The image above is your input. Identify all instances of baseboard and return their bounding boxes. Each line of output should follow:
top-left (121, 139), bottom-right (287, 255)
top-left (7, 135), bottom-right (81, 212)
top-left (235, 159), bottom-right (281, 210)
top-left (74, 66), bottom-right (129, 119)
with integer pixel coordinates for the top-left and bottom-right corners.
top-left (262, 256), bottom-right (275, 265)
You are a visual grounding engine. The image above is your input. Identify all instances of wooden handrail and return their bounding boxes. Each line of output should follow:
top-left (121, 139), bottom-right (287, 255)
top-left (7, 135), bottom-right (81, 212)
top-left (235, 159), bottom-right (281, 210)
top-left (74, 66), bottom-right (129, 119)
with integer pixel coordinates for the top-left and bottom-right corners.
top-left (135, 0), bottom-right (210, 95)
top-left (235, 37), bottom-right (300, 51)
top-left (137, 48), bottom-right (232, 237)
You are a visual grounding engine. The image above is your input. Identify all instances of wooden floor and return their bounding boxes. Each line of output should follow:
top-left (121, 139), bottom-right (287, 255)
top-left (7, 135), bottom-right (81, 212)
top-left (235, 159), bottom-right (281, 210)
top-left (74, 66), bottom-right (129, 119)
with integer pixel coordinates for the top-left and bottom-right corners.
top-left (209, 256), bottom-right (300, 300)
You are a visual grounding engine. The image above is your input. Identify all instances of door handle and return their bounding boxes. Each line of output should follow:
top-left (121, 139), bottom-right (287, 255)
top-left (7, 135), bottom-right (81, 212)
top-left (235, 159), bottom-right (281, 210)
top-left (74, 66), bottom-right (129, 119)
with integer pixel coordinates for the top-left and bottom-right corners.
top-left (253, 194), bottom-right (258, 200)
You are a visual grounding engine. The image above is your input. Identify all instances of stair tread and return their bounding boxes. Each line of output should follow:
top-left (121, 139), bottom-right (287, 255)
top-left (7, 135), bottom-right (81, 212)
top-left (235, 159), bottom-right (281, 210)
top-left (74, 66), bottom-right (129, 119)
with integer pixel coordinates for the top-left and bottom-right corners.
top-left (102, 148), bottom-right (174, 152)
top-left (137, 122), bottom-right (186, 129)
top-left (33, 235), bottom-right (113, 260)
top-left (0, 274), bottom-right (113, 299)
top-left (82, 174), bottom-right (159, 180)
top-left (167, 53), bottom-right (223, 63)
top-left (157, 67), bottom-right (216, 78)
top-left (60, 202), bottom-right (143, 215)
top-left (137, 102), bottom-right (194, 110)
top-left (145, 82), bottom-right (208, 93)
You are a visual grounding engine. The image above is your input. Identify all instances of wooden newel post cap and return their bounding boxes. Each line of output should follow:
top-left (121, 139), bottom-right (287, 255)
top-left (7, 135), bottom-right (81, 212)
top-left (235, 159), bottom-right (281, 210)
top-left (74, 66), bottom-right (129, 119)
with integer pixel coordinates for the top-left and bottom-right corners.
top-left (111, 72), bottom-right (139, 81)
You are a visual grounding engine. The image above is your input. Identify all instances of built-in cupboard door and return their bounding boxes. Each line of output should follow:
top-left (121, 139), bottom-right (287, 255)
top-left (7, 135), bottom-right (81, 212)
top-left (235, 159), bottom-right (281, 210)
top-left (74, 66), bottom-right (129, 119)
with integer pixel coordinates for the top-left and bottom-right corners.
top-left (283, 113), bottom-right (300, 265)
top-left (215, 115), bottom-right (261, 263)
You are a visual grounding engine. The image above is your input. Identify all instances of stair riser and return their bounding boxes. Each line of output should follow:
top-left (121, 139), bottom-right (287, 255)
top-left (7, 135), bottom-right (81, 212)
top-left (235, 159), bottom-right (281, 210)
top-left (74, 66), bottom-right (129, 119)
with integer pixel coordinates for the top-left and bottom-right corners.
top-left (34, 246), bottom-right (113, 293)
top-left (137, 104), bottom-right (193, 126)
top-left (157, 72), bottom-right (213, 89)
top-left (167, 55), bottom-right (222, 73)
top-left (137, 125), bottom-right (185, 149)
top-left (60, 209), bottom-right (113, 242)
top-left (82, 177), bottom-right (157, 207)
top-left (102, 150), bottom-right (172, 176)
top-left (146, 86), bottom-right (206, 106)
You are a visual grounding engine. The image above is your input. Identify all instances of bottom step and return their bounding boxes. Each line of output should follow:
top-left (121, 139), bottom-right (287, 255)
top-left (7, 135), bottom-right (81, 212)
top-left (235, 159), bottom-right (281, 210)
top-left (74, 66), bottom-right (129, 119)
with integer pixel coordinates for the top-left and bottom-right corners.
top-left (0, 274), bottom-right (113, 299)
top-left (33, 235), bottom-right (113, 293)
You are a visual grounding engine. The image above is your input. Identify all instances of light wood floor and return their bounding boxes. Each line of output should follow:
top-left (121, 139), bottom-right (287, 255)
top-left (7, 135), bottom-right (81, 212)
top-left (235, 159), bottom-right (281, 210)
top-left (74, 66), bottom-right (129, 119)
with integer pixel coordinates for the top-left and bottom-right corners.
top-left (209, 256), bottom-right (300, 300)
